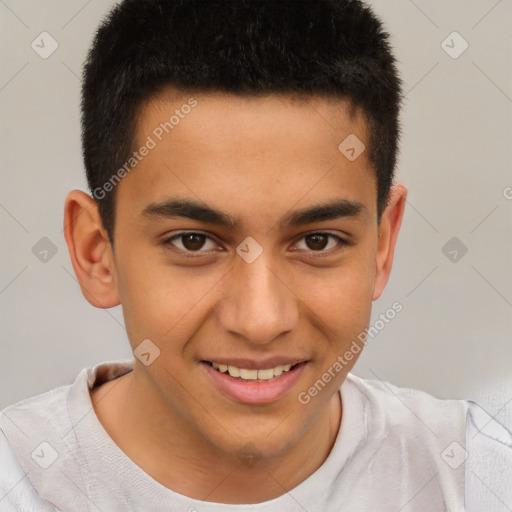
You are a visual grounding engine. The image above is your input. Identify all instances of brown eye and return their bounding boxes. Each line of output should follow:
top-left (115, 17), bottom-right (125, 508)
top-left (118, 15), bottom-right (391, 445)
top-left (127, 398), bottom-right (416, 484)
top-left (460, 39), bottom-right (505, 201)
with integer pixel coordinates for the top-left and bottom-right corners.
top-left (305, 234), bottom-right (329, 250)
top-left (293, 232), bottom-right (347, 253)
top-left (164, 232), bottom-right (218, 253)
top-left (181, 233), bottom-right (207, 251)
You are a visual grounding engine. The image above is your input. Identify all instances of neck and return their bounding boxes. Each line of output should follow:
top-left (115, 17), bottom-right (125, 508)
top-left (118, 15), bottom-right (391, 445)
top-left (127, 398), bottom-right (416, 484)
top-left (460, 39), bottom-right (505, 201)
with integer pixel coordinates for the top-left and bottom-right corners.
top-left (91, 367), bottom-right (342, 504)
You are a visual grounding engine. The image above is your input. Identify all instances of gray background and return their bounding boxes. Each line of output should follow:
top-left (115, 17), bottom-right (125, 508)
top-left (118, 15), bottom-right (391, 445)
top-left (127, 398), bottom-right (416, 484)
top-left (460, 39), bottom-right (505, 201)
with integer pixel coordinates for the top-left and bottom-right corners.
top-left (1, 0), bottom-right (511, 431)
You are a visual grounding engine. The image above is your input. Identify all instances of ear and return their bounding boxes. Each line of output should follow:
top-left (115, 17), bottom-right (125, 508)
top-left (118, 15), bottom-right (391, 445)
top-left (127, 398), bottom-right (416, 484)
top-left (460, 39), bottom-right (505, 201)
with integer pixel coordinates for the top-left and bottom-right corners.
top-left (63, 190), bottom-right (120, 308)
top-left (372, 184), bottom-right (407, 301)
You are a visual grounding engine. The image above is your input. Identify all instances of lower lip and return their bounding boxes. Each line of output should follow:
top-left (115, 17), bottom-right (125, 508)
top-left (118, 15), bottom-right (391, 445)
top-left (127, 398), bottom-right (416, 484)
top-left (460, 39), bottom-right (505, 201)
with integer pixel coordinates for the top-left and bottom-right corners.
top-left (201, 362), bottom-right (307, 405)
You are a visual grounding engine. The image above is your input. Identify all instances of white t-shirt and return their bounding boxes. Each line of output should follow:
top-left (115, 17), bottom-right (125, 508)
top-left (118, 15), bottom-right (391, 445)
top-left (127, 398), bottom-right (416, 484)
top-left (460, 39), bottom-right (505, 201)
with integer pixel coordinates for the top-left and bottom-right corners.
top-left (1, 360), bottom-right (511, 511)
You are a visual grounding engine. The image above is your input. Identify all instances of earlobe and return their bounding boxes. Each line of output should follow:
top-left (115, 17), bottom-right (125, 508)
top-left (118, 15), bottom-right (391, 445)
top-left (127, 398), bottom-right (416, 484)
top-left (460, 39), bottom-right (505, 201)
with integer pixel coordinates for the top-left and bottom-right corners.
top-left (63, 190), bottom-right (120, 309)
top-left (372, 184), bottom-right (407, 301)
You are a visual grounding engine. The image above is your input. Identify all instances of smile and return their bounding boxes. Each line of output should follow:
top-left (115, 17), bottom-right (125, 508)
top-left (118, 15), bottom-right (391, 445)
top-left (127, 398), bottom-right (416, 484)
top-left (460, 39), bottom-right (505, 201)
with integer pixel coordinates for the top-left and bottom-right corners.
top-left (201, 360), bottom-right (308, 404)
top-left (207, 361), bottom-right (296, 381)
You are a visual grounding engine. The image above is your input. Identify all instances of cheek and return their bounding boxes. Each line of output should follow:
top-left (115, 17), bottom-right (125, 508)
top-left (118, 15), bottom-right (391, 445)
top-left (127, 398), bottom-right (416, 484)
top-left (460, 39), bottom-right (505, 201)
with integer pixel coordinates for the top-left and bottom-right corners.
top-left (297, 252), bottom-right (376, 373)
top-left (113, 245), bottom-right (174, 344)
top-left (295, 252), bottom-right (375, 329)
top-left (113, 249), bottom-right (221, 346)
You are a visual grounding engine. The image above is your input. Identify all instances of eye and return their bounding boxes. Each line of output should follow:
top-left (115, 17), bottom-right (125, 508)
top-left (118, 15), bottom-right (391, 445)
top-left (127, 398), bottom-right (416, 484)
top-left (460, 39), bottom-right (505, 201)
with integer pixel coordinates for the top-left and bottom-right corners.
top-left (163, 230), bottom-right (348, 257)
top-left (292, 232), bottom-right (347, 253)
top-left (163, 232), bottom-right (220, 254)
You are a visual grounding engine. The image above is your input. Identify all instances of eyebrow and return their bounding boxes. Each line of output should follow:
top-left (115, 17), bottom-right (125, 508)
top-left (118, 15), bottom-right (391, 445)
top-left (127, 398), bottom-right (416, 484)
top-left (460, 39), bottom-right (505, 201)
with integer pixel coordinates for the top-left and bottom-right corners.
top-left (140, 196), bottom-right (367, 231)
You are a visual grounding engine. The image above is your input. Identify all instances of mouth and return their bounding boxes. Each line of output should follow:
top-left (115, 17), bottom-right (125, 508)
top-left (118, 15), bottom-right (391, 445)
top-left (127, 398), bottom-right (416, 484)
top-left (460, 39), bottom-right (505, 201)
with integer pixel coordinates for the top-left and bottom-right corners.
top-left (203, 360), bottom-right (302, 382)
top-left (200, 360), bottom-right (308, 404)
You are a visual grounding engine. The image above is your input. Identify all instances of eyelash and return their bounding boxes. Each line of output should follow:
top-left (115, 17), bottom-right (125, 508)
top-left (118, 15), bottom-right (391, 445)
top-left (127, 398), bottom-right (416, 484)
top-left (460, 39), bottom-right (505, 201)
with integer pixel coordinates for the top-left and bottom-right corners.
top-left (162, 231), bottom-right (349, 257)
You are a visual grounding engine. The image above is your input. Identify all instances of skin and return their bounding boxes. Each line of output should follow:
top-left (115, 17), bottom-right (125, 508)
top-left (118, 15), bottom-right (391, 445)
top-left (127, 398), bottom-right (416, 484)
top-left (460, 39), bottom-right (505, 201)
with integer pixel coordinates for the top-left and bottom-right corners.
top-left (64, 89), bottom-right (407, 504)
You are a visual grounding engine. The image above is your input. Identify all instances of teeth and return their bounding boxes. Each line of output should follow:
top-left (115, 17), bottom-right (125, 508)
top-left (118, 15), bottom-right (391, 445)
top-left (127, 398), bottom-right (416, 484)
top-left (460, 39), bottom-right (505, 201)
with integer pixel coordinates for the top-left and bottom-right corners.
top-left (240, 368), bottom-right (258, 379)
top-left (257, 368), bottom-right (274, 380)
top-left (210, 361), bottom-right (297, 380)
top-left (227, 365), bottom-right (240, 377)
top-left (273, 365), bottom-right (284, 377)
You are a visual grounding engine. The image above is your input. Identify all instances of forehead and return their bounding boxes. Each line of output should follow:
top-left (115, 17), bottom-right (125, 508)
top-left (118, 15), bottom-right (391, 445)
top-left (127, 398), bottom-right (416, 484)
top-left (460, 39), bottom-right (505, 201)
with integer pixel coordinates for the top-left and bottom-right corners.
top-left (116, 88), bottom-right (376, 228)
top-left (139, 88), bottom-right (367, 145)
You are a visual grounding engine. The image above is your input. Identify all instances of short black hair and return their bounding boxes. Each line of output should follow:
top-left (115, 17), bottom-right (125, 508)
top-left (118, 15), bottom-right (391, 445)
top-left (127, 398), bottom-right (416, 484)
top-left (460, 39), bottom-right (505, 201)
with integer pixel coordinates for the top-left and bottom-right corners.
top-left (81, 0), bottom-right (402, 243)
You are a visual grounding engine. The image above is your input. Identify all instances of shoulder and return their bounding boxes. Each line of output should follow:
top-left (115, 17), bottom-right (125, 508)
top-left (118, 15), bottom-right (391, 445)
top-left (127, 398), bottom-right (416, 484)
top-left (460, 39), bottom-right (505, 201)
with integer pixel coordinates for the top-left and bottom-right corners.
top-left (344, 374), bottom-right (512, 508)
top-left (0, 383), bottom-right (73, 510)
top-left (0, 380), bottom-right (74, 445)
top-left (0, 359), bottom-right (133, 439)
top-left (465, 400), bottom-right (512, 511)
top-left (345, 372), bottom-right (460, 405)
top-left (344, 373), bottom-right (469, 427)
top-left (0, 360), bottom-right (134, 511)
top-left (0, 428), bottom-right (59, 511)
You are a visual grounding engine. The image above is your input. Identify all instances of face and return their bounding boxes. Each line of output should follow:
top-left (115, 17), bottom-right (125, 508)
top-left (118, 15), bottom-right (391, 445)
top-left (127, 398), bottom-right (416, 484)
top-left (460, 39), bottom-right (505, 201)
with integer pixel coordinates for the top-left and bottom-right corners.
top-left (110, 90), bottom-right (383, 459)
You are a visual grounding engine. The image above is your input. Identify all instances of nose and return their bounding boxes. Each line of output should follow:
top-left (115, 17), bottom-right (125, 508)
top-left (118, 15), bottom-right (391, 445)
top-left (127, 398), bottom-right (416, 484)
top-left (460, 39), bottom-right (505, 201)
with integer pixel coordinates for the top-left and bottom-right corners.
top-left (217, 255), bottom-right (299, 345)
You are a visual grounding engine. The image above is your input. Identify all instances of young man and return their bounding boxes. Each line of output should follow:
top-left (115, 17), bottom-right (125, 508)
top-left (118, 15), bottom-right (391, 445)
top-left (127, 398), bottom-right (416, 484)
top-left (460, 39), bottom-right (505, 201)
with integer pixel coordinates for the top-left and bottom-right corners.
top-left (1, 0), bottom-right (511, 510)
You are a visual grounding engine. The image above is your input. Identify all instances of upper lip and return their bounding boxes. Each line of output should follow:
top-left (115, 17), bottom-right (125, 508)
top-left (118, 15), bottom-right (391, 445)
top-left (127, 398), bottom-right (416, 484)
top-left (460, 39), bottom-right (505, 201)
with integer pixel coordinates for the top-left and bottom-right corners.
top-left (201, 357), bottom-right (309, 370)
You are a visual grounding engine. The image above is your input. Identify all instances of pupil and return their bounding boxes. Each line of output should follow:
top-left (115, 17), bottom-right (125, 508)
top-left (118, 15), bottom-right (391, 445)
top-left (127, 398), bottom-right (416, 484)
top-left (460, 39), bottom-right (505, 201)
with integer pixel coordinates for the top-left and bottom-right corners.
top-left (183, 234), bottom-right (205, 251)
top-left (307, 234), bottom-right (328, 250)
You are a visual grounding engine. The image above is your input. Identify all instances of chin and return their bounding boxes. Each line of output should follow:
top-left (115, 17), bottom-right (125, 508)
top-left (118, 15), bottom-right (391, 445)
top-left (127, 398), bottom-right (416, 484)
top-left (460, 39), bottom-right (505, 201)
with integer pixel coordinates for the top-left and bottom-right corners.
top-left (204, 421), bottom-right (306, 465)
